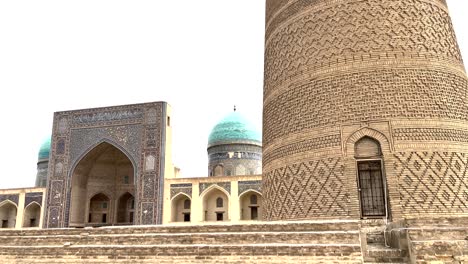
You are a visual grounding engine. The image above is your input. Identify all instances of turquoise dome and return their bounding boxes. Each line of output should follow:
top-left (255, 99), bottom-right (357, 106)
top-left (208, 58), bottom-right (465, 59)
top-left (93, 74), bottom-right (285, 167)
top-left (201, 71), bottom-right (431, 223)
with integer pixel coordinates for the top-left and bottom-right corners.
top-left (38, 137), bottom-right (51, 161)
top-left (208, 112), bottom-right (261, 147)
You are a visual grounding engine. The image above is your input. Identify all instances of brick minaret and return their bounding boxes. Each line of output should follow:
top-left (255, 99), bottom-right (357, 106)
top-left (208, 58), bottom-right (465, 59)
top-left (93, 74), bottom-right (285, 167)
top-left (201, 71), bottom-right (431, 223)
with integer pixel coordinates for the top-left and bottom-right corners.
top-left (262, 0), bottom-right (468, 221)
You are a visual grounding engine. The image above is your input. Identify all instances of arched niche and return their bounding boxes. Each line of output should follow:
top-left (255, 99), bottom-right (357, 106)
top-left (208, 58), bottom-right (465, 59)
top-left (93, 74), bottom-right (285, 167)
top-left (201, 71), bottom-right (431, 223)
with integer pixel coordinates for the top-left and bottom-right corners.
top-left (23, 202), bottom-right (41, 228)
top-left (355, 136), bottom-right (382, 158)
top-left (239, 190), bottom-right (262, 220)
top-left (345, 127), bottom-right (391, 157)
top-left (214, 165), bottom-right (224, 176)
top-left (88, 193), bottom-right (110, 224)
top-left (117, 192), bottom-right (135, 224)
top-left (201, 186), bottom-right (229, 222)
top-left (69, 142), bottom-right (135, 227)
top-left (171, 193), bottom-right (191, 223)
top-left (0, 201), bottom-right (17, 228)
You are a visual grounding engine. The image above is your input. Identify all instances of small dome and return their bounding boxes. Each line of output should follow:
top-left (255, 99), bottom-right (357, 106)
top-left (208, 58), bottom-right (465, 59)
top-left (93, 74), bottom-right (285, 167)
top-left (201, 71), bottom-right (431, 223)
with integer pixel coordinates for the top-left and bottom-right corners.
top-left (38, 137), bottom-right (51, 161)
top-left (208, 112), bottom-right (261, 147)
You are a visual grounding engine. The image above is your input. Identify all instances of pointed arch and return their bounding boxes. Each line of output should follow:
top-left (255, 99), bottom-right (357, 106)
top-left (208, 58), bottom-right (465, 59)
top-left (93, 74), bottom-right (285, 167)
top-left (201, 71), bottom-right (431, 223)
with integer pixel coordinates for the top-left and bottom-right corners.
top-left (171, 193), bottom-right (191, 223)
top-left (355, 136), bottom-right (382, 158)
top-left (0, 200), bottom-right (17, 228)
top-left (239, 189), bottom-right (262, 199)
top-left (201, 185), bottom-right (230, 222)
top-left (0, 200), bottom-right (17, 208)
top-left (69, 140), bottom-right (135, 227)
top-left (347, 129), bottom-right (390, 219)
top-left (171, 192), bottom-right (191, 202)
top-left (239, 190), bottom-right (263, 221)
top-left (345, 127), bottom-right (391, 156)
top-left (68, 138), bottom-right (137, 182)
top-left (23, 202), bottom-right (41, 228)
top-left (88, 193), bottom-right (110, 224)
top-left (200, 184), bottom-right (231, 200)
top-left (117, 192), bottom-right (135, 224)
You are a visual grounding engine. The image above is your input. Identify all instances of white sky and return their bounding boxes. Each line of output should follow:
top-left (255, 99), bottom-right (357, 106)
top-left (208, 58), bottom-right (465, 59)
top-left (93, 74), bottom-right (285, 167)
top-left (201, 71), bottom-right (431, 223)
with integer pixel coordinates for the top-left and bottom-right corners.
top-left (0, 1), bottom-right (467, 189)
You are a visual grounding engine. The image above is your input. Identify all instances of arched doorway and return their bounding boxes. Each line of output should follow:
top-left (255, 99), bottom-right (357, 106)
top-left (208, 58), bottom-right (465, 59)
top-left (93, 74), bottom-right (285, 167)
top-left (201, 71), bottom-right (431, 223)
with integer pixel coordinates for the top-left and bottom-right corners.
top-left (0, 201), bottom-right (17, 228)
top-left (355, 137), bottom-right (388, 218)
top-left (202, 187), bottom-right (229, 222)
top-left (117, 192), bottom-right (135, 224)
top-left (23, 202), bottom-right (41, 228)
top-left (171, 193), bottom-right (191, 222)
top-left (240, 191), bottom-right (262, 220)
top-left (69, 142), bottom-right (135, 227)
top-left (88, 193), bottom-right (110, 225)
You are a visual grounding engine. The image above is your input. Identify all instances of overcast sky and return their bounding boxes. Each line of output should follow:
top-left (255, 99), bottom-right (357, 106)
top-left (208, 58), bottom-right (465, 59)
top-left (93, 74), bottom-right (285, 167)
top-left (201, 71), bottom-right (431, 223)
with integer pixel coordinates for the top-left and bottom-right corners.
top-left (0, 1), bottom-right (467, 189)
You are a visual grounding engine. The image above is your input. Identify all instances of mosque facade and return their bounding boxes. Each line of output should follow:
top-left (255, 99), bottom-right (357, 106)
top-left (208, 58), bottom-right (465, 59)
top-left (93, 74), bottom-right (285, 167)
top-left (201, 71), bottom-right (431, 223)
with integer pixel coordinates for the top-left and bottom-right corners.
top-left (0, 103), bottom-right (264, 228)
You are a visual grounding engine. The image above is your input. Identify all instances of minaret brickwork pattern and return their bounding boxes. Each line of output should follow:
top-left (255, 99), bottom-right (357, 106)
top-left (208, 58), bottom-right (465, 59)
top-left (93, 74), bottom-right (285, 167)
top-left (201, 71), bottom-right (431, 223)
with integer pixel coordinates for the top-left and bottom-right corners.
top-left (262, 0), bottom-right (468, 220)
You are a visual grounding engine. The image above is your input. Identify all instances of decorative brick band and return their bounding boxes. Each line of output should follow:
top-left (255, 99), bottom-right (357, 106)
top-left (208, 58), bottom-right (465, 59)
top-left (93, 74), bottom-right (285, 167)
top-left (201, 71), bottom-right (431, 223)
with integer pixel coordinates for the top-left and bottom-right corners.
top-left (394, 128), bottom-right (468, 143)
top-left (263, 134), bottom-right (341, 166)
top-left (263, 68), bottom-right (468, 146)
top-left (264, 0), bottom-right (460, 100)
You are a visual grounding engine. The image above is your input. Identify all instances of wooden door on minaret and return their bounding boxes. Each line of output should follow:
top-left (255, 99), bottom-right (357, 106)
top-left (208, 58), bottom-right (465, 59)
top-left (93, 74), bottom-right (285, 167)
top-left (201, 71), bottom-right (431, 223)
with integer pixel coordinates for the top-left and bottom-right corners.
top-left (357, 161), bottom-right (386, 217)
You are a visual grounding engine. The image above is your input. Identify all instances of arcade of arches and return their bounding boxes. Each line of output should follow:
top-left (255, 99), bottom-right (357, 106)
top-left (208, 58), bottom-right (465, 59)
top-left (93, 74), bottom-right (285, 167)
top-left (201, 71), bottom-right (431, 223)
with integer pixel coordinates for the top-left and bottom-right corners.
top-left (170, 186), bottom-right (263, 223)
top-left (70, 142), bottom-right (136, 227)
top-left (0, 188), bottom-right (45, 230)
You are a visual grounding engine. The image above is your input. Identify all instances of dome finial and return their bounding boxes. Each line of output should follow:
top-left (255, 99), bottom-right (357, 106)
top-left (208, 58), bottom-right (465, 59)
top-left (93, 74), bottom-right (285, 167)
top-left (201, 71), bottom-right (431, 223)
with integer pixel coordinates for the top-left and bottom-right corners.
top-left (234, 105), bottom-right (236, 112)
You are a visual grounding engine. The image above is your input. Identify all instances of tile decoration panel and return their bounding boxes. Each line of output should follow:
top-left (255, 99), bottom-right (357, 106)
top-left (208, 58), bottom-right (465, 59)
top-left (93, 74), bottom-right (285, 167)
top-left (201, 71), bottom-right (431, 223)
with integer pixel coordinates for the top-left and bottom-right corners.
top-left (199, 182), bottom-right (232, 196)
top-left (170, 184), bottom-right (193, 199)
top-left (44, 102), bottom-right (166, 228)
top-left (25, 192), bottom-right (43, 207)
top-left (0, 194), bottom-right (19, 206)
top-left (238, 181), bottom-right (262, 196)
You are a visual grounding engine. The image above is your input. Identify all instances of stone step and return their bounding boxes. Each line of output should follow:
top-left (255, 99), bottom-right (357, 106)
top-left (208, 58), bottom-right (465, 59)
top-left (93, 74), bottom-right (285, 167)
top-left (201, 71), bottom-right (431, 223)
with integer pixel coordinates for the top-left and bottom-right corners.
top-left (0, 220), bottom-right (364, 263)
top-left (410, 240), bottom-right (468, 256)
top-left (367, 231), bottom-right (385, 244)
top-left (0, 255), bottom-right (364, 264)
top-left (0, 243), bottom-right (363, 259)
top-left (364, 262), bottom-right (408, 264)
top-left (364, 244), bottom-right (408, 263)
top-left (0, 220), bottom-right (359, 237)
top-left (406, 227), bottom-right (468, 241)
top-left (0, 230), bottom-right (360, 246)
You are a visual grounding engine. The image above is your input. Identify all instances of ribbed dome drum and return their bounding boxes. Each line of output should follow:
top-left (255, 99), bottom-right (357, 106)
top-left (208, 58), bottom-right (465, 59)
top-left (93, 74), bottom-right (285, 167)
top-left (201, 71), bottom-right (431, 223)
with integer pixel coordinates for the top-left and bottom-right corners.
top-left (262, 0), bottom-right (468, 220)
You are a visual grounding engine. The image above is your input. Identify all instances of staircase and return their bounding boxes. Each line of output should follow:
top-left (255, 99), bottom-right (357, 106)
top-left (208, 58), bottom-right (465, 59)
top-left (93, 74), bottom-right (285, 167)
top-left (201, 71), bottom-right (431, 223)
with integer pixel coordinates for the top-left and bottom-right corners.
top-left (361, 220), bottom-right (408, 264)
top-left (0, 220), bottom-right (363, 263)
